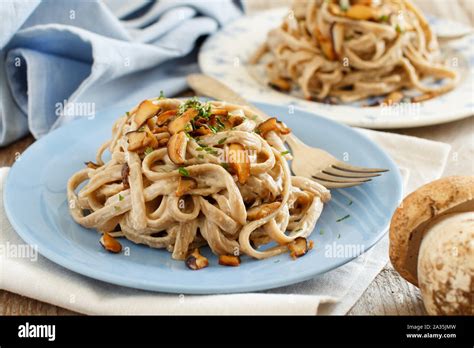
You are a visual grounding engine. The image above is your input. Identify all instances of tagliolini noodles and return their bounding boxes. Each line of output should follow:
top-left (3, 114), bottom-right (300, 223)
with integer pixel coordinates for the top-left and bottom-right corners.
top-left (250, 0), bottom-right (459, 103)
top-left (67, 97), bottom-right (330, 267)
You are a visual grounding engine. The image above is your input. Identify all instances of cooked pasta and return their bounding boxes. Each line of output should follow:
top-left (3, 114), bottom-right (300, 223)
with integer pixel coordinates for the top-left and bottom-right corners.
top-left (67, 97), bottom-right (330, 268)
top-left (250, 0), bottom-right (459, 103)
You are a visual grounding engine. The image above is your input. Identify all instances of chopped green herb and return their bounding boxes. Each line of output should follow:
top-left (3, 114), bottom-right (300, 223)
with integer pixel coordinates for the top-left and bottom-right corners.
top-left (395, 24), bottom-right (403, 33)
top-left (138, 126), bottom-right (146, 132)
top-left (280, 150), bottom-right (290, 156)
top-left (184, 132), bottom-right (193, 139)
top-left (114, 206), bottom-right (120, 212)
top-left (319, 229), bottom-right (325, 235)
top-left (126, 111), bottom-right (130, 117)
top-left (158, 90), bottom-right (165, 99)
top-left (204, 147), bottom-right (218, 155)
top-left (251, 115), bottom-right (259, 121)
top-left (118, 194), bottom-right (124, 201)
top-left (208, 124), bottom-right (218, 133)
top-left (336, 214), bottom-right (350, 222)
top-left (295, 228), bottom-right (303, 232)
top-left (220, 162), bottom-right (229, 170)
top-left (178, 97), bottom-right (211, 118)
top-left (178, 167), bottom-right (190, 177)
top-left (197, 154), bottom-right (204, 159)
top-left (216, 118), bottom-right (226, 129)
top-left (218, 137), bottom-right (228, 144)
top-left (379, 14), bottom-right (389, 22)
top-left (144, 147), bottom-right (154, 155)
top-left (339, 0), bottom-right (349, 12)
top-left (196, 147), bottom-right (204, 151)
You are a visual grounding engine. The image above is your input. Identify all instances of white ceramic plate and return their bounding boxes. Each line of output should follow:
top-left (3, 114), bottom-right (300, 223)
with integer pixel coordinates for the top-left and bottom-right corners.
top-left (199, 8), bottom-right (474, 129)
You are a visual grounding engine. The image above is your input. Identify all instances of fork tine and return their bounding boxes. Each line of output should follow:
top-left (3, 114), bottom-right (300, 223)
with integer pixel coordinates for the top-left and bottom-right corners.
top-left (312, 173), bottom-right (372, 184)
top-left (323, 168), bottom-right (381, 179)
top-left (311, 177), bottom-right (370, 188)
top-left (333, 162), bottom-right (389, 173)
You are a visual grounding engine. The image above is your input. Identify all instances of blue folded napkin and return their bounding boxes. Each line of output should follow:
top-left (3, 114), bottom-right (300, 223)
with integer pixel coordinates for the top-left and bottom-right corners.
top-left (0, 0), bottom-right (241, 146)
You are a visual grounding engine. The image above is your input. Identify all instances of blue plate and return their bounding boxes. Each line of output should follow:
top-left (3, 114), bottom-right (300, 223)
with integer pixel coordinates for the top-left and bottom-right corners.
top-left (4, 102), bottom-right (402, 294)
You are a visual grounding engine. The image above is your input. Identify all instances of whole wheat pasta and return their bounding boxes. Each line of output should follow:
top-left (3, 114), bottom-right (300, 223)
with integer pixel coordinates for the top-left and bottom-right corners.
top-left (250, 0), bottom-right (459, 103)
top-left (68, 97), bottom-right (330, 268)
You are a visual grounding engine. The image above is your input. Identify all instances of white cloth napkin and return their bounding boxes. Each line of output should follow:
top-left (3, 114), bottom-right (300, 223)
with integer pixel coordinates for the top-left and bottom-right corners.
top-left (0, 129), bottom-right (450, 315)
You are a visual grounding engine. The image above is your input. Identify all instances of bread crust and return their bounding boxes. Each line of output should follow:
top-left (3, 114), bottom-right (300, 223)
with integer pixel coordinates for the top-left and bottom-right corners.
top-left (389, 176), bottom-right (474, 285)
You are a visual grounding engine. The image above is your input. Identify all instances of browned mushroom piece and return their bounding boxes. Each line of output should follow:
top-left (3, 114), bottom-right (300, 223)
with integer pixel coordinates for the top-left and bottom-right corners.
top-left (185, 248), bottom-right (209, 270)
top-left (121, 163), bottom-right (130, 189)
top-left (85, 161), bottom-right (101, 169)
top-left (331, 23), bottom-right (344, 58)
top-left (134, 100), bottom-right (160, 128)
top-left (99, 232), bottom-right (122, 253)
top-left (390, 176), bottom-right (474, 315)
top-left (126, 131), bottom-right (151, 151)
top-left (383, 91), bottom-right (404, 106)
top-left (228, 143), bottom-right (250, 184)
top-left (175, 177), bottom-right (197, 197)
top-left (156, 109), bottom-right (177, 126)
top-left (256, 117), bottom-right (291, 137)
top-left (210, 108), bottom-right (228, 116)
top-left (218, 255), bottom-right (241, 267)
top-left (288, 237), bottom-right (309, 259)
top-left (167, 131), bottom-right (188, 164)
top-left (247, 202), bottom-right (281, 221)
top-left (315, 29), bottom-right (336, 61)
top-left (168, 108), bottom-right (198, 134)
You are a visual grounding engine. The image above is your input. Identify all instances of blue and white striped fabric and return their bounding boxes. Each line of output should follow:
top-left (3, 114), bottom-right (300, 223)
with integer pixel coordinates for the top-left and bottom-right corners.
top-left (0, 0), bottom-right (241, 145)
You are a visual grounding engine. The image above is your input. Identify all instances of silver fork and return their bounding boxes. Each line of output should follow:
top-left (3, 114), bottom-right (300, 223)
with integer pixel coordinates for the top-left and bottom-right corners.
top-left (187, 74), bottom-right (388, 188)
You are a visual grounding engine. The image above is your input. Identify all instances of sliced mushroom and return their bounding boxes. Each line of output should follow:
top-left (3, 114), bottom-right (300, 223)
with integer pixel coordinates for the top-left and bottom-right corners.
top-left (247, 202), bottom-right (281, 221)
top-left (134, 100), bottom-right (160, 128)
top-left (126, 131), bottom-right (151, 152)
top-left (256, 117), bottom-right (291, 137)
top-left (269, 77), bottom-right (292, 91)
top-left (99, 232), bottom-right (122, 253)
top-left (167, 131), bottom-right (188, 164)
top-left (210, 108), bottom-right (228, 116)
top-left (383, 91), bottom-right (404, 105)
top-left (411, 92), bottom-right (437, 103)
top-left (218, 255), bottom-right (241, 267)
top-left (168, 108), bottom-right (198, 134)
top-left (121, 163), bottom-right (130, 189)
top-left (345, 4), bottom-right (378, 20)
top-left (331, 23), bottom-right (345, 58)
top-left (85, 161), bottom-right (101, 169)
top-left (315, 29), bottom-right (336, 61)
top-left (143, 126), bottom-right (158, 149)
top-left (288, 237), bottom-right (309, 259)
top-left (228, 143), bottom-right (250, 184)
top-left (176, 177), bottom-right (197, 197)
top-left (156, 109), bottom-right (177, 126)
top-left (185, 248), bottom-right (209, 270)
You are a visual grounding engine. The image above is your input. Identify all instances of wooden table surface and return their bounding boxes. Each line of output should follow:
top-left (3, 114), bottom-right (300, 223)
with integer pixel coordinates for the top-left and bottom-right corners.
top-left (1, 0), bottom-right (472, 315)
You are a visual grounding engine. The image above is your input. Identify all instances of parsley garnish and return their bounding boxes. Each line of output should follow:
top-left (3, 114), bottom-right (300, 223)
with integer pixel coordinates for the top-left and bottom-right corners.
top-left (379, 15), bottom-right (389, 22)
top-left (118, 194), bottom-right (124, 201)
top-left (126, 111), bottom-right (130, 117)
top-left (178, 97), bottom-right (211, 118)
top-left (220, 162), bottom-right (229, 170)
top-left (336, 214), bottom-right (350, 222)
top-left (114, 206), bottom-right (120, 212)
top-left (281, 150), bottom-right (290, 156)
top-left (138, 126), bottom-right (146, 132)
top-left (218, 137), bottom-right (228, 144)
top-left (197, 154), bottom-right (204, 159)
top-left (339, 0), bottom-right (349, 12)
top-left (144, 147), bottom-right (153, 155)
top-left (395, 24), bottom-right (403, 33)
top-left (178, 167), bottom-right (190, 177)
top-left (158, 90), bottom-right (165, 99)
